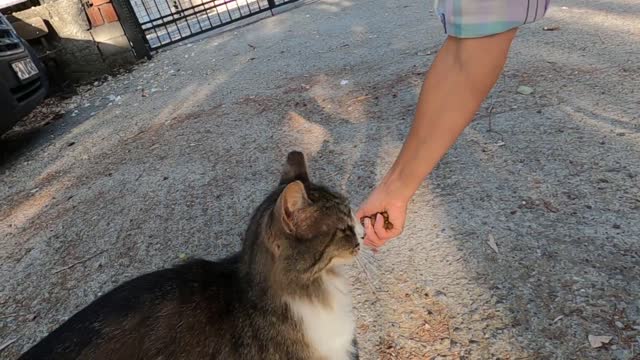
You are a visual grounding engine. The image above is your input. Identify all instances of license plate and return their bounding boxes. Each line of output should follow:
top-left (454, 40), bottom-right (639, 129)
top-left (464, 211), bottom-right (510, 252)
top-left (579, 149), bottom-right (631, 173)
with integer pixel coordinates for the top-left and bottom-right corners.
top-left (11, 58), bottom-right (39, 81)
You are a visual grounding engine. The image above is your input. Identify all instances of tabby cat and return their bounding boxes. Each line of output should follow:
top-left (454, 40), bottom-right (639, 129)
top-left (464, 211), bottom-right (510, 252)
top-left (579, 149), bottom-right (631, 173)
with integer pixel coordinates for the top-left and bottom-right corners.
top-left (20, 151), bottom-right (361, 360)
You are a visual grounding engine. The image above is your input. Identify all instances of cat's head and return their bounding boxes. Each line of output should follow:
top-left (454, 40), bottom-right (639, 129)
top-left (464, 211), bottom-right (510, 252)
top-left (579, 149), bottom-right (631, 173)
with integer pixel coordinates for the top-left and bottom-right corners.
top-left (265, 151), bottom-right (362, 280)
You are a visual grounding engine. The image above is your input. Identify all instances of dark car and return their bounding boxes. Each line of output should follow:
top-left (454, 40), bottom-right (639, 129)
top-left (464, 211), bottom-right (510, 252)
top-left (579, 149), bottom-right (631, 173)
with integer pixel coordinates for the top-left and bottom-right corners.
top-left (0, 11), bottom-right (48, 135)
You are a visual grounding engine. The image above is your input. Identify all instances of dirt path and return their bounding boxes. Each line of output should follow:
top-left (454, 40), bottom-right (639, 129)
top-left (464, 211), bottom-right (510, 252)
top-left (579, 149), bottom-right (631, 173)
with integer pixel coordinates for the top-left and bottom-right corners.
top-left (1, 0), bottom-right (639, 358)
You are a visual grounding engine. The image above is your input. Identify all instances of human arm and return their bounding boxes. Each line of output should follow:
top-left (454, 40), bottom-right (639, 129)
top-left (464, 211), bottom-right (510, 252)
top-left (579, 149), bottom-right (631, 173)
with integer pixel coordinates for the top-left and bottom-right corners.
top-left (357, 28), bottom-right (518, 248)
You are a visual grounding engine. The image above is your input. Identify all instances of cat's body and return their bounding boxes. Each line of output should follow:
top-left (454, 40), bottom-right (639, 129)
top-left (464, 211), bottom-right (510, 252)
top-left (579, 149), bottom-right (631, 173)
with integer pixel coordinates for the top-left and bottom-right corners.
top-left (20, 152), bottom-right (360, 360)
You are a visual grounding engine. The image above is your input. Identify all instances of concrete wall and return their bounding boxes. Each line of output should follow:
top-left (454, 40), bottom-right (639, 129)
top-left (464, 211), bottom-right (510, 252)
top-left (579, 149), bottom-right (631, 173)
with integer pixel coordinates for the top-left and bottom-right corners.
top-left (91, 21), bottom-right (135, 67)
top-left (9, 0), bottom-right (136, 82)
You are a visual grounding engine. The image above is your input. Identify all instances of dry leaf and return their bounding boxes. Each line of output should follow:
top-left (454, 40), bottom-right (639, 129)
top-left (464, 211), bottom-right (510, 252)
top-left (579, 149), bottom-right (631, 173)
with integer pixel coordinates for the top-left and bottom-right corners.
top-left (357, 323), bottom-right (370, 333)
top-left (487, 234), bottom-right (499, 254)
top-left (588, 335), bottom-right (612, 348)
top-left (543, 200), bottom-right (560, 213)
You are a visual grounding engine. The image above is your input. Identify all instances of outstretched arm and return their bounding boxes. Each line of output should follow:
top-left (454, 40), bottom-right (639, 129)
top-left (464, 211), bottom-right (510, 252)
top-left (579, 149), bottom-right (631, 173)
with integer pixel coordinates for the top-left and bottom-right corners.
top-left (357, 28), bottom-right (517, 248)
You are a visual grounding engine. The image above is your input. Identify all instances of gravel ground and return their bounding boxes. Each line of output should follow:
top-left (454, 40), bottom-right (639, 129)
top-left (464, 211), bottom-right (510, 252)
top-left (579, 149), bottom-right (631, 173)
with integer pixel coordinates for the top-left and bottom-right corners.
top-left (1, 0), bottom-right (639, 358)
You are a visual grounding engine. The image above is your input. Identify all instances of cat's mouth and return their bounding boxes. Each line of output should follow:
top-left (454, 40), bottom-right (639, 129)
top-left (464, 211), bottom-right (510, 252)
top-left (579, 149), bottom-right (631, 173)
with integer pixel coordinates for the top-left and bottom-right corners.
top-left (331, 243), bottom-right (360, 265)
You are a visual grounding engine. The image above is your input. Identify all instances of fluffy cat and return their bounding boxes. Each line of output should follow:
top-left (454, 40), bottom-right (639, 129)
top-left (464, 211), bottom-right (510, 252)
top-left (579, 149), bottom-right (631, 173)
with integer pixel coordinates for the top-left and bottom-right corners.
top-left (19, 151), bottom-right (361, 360)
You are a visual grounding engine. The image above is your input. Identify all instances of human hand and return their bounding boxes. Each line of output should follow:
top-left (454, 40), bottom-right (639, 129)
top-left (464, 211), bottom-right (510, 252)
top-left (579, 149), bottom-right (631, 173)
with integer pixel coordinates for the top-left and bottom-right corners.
top-left (355, 184), bottom-right (408, 249)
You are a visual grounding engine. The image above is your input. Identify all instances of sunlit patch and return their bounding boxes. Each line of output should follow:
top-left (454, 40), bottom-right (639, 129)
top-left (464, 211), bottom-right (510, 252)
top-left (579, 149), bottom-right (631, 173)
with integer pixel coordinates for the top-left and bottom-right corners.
top-left (281, 111), bottom-right (331, 156)
top-left (307, 74), bottom-right (369, 124)
top-left (0, 180), bottom-right (67, 237)
top-left (315, 0), bottom-right (353, 13)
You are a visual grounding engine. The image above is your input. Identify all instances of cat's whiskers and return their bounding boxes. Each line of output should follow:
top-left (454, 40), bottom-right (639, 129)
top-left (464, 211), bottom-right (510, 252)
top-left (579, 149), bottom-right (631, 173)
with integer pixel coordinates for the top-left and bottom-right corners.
top-left (353, 257), bottom-right (376, 296)
top-left (353, 249), bottom-right (379, 297)
top-left (359, 247), bottom-right (379, 276)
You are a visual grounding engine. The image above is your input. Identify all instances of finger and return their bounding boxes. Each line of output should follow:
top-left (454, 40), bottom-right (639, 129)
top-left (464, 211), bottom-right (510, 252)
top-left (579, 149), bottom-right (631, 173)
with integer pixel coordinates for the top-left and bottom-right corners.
top-left (373, 213), bottom-right (388, 240)
top-left (364, 235), bottom-right (381, 248)
top-left (363, 218), bottom-right (377, 243)
top-left (356, 211), bottom-right (372, 227)
top-left (363, 218), bottom-right (383, 248)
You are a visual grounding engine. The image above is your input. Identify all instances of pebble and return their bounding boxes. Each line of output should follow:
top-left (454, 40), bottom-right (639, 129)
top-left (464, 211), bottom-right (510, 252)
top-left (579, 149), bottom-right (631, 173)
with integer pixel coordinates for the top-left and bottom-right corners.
top-left (517, 85), bottom-right (534, 95)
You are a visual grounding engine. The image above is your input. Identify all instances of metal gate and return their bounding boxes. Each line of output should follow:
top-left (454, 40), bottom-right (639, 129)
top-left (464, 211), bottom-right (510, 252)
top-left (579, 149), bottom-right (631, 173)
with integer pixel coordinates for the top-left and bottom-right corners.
top-left (128, 0), bottom-right (298, 49)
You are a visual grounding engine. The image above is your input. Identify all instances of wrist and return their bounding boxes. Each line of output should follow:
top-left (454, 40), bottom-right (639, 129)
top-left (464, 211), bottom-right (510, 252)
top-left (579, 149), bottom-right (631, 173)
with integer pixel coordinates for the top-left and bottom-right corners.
top-left (380, 170), bottom-right (415, 204)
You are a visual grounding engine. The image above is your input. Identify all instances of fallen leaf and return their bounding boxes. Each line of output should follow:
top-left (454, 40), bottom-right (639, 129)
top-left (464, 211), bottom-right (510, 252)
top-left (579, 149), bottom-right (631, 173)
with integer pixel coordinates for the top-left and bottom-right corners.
top-left (487, 234), bottom-right (499, 254)
top-left (357, 323), bottom-right (370, 333)
top-left (543, 200), bottom-right (560, 213)
top-left (588, 335), bottom-right (612, 348)
top-left (517, 85), bottom-right (534, 95)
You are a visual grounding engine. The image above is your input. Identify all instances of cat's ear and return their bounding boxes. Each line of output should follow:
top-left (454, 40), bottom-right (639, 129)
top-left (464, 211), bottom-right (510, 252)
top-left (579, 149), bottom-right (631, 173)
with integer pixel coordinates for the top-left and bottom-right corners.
top-left (279, 151), bottom-right (310, 185)
top-left (275, 180), bottom-right (310, 234)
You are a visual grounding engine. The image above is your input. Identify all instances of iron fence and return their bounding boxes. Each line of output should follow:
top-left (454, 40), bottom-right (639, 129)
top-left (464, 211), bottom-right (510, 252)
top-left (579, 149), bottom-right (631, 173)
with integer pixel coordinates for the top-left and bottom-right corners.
top-left (128, 0), bottom-right (298, 49)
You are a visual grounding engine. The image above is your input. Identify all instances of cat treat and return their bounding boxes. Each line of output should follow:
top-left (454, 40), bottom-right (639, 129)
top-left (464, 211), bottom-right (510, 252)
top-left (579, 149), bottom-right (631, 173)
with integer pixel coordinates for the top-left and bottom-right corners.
top-left (360, 211), bottom-right (394, 231)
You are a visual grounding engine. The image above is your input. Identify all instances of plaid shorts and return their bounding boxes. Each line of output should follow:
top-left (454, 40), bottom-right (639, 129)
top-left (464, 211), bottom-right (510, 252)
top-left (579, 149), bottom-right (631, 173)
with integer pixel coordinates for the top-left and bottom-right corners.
top-left (435, 0), bottom-right (552, 38)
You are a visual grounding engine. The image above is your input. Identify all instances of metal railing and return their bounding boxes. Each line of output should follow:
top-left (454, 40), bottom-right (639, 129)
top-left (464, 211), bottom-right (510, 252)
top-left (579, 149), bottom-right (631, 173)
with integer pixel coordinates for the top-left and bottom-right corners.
top-left (128, 0), bottom-right (298, 49)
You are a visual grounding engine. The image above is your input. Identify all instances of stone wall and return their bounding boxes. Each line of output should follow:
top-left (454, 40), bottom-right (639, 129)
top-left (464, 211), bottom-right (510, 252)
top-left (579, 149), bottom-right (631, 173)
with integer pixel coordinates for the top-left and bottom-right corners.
top-left (9, 0), bottom-right (136, 82)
